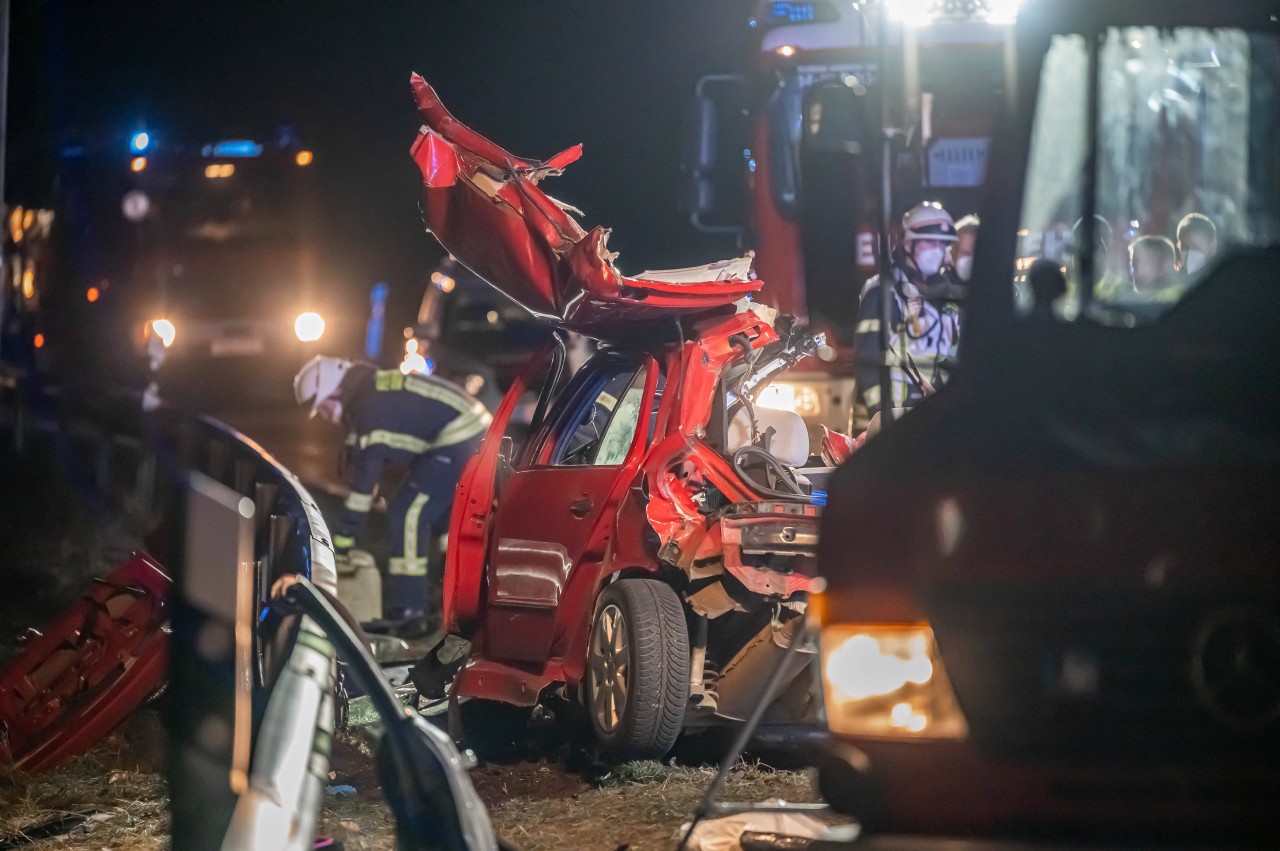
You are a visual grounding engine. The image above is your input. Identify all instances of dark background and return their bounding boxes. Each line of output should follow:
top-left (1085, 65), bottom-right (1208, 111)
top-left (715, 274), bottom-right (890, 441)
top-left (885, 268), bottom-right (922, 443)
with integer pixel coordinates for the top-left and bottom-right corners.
top-left (8, 1), bottom-right (755, 307)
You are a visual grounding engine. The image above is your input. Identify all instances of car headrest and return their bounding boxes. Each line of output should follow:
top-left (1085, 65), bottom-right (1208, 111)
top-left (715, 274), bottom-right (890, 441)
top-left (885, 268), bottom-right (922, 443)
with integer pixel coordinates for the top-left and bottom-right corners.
top-left (727, 406), bottom-right (811, 467)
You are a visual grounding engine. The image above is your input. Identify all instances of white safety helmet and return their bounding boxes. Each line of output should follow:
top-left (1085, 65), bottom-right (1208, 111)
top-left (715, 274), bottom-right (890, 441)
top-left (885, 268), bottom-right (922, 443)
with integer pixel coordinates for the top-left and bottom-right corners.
top-left (293, 355), bottom-right (352, 416)
top-left (902, 202), bottom-right (958, 244)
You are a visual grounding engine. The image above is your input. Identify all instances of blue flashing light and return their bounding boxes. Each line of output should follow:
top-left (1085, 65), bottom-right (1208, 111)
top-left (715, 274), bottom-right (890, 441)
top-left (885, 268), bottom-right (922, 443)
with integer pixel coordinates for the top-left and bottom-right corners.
top-left (771, 2), bottom-right (817, 23)
top-left (130, 131), bottom-right (150, 153)
top-left (365, 282), bottom-right (388, 360)
top-left (422, 358), bottom-right (436, 376)
top-left (209, 139), bottom-right (264, 158)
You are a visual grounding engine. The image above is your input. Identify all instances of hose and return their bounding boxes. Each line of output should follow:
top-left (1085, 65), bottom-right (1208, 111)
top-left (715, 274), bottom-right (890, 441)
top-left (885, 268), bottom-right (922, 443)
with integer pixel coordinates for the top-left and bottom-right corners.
top-left (731, 444), bottom-right (808, 500)
top-left (728, 334), bottom-right (761, 442)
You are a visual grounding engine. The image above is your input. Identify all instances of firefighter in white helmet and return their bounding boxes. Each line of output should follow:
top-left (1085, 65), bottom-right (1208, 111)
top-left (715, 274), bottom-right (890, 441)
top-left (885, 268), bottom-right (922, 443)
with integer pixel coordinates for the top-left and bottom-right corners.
top-left (294, 355), bottom-right (491, 631)
top-left (855, 202), bottom-right (964, 416)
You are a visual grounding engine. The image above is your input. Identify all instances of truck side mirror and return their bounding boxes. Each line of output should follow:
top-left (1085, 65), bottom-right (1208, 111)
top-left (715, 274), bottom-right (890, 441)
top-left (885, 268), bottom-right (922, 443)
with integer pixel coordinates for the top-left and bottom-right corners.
top-left (802, 78), bottom-right (875, 156)
top-left (681, 74), bottom-right (747, 235)
top-left (798, 78), bottom-right (876, 334)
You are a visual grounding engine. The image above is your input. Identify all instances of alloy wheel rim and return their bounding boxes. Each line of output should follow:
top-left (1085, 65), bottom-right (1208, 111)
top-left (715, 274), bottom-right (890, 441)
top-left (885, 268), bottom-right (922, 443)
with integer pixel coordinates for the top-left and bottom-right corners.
top-left (590, 603), bottom-right (629, 734)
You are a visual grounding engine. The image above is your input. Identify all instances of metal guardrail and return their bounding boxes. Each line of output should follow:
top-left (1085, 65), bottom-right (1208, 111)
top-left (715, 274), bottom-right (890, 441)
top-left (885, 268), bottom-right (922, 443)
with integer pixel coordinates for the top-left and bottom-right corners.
top-left (161, 412), bottom-right (339, 851)
top-left (0, 372), bottom-right (339, 849)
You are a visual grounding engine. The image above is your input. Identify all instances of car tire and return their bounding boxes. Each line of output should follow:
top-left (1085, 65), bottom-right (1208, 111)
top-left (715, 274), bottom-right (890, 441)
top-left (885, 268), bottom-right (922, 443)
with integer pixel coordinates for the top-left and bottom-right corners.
top-left (586, 577), bottom-right (689, 759)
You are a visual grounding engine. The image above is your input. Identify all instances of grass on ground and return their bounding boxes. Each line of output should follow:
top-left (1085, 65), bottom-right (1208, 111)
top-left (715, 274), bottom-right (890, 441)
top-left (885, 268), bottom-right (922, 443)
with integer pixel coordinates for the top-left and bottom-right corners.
top-left (2, 737), bottom-right (823, 851)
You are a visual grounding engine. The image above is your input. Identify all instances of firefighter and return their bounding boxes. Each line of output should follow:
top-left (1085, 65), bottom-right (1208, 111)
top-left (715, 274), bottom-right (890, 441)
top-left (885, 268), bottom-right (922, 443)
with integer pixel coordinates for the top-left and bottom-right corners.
top-left (855, 202), bottom-right (962, 416)
top-left (1072, 215), bottom-right (1128, 303)
top-left (953, 214), bottom-right (981, 282)
top-left (293, 356), bottom-right (491, 628)
top-left (1128, 234), bottom-right (1179, 296)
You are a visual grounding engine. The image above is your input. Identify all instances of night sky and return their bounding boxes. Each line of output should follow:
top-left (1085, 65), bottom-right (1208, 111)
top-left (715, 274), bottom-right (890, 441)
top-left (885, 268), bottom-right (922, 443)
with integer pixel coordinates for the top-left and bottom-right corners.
top-left (9, 1), bottom-right (755, 304)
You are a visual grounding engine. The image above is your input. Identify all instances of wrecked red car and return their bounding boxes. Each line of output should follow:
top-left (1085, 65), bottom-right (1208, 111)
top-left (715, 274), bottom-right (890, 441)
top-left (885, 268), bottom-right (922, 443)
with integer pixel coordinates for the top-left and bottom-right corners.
top-left (410, 75), bottom-right (831, 757)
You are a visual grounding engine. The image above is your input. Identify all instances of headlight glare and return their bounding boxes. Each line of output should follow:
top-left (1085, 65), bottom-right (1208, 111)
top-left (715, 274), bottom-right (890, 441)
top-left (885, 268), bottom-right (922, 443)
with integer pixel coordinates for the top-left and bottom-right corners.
top-left (149, 318), bottom-right (176, 348)
top-left (294, 311), bottom-right (326, 342)
top-left (821, 624), bottom-right (968, 739)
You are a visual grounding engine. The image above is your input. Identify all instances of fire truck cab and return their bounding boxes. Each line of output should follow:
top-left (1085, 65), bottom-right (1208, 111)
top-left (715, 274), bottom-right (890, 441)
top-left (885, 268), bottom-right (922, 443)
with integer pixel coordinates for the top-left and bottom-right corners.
top-left (686, 0), bottom-right (1015, 440)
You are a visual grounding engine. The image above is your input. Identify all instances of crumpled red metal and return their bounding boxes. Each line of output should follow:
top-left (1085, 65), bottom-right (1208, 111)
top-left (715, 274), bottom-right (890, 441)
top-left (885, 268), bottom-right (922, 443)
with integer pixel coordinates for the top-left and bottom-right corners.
top-left (409, 74), bottom-right (761, 341)
top-left (0, 552), bottom-right (169, 774)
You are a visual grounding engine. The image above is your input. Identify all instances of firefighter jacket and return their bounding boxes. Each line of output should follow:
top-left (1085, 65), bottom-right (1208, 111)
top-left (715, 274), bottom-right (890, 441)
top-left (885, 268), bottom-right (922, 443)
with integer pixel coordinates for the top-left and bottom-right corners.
top-left (856, 265), bottom-right (961, 416)
top-left (331, 370), bottom-right (491, 552)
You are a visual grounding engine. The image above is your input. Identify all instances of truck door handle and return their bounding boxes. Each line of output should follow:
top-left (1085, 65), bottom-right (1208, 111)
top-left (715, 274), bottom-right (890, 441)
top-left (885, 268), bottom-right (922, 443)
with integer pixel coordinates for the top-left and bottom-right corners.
top-left (569, 495), bottom-right (594, 517)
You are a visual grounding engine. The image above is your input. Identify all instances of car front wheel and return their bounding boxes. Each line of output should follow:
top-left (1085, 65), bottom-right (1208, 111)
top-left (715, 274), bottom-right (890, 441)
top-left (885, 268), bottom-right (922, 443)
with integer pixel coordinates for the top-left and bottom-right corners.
top-left (586, 577), bottom-right (689, 759)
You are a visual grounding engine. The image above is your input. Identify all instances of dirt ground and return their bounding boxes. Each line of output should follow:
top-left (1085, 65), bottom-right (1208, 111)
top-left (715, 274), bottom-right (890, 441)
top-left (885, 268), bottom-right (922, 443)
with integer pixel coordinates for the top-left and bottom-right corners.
top-left (320, 730), bottom-right (828, 851)
top-left (0, 727), bottom-right (826, 851)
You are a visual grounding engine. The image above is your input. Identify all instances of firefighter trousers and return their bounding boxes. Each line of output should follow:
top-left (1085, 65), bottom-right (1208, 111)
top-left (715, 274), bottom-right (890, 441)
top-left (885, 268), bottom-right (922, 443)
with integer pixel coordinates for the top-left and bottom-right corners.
top-left (386, 437), bottom-right (481, 615)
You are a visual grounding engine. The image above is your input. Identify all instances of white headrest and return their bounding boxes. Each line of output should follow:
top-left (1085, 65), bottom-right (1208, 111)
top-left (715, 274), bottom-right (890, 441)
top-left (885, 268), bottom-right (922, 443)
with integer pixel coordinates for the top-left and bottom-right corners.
top-left (727, 406), bottom-right (811, 467)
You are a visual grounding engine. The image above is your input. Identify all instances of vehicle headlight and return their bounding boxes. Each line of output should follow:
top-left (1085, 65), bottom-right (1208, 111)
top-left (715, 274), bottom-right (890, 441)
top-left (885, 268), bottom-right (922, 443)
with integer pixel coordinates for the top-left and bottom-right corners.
top-left (294, 311), bottom-right (326, 342)
top-left (149, 318), bottom-right (176, 348)
top-left (820, 624), bottom-right (968, 739)
top-left (756, 381), bottom-right (824, 419)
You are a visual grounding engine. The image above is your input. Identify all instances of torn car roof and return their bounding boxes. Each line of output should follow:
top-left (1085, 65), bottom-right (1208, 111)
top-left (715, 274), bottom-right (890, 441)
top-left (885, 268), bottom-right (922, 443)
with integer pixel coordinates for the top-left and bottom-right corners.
top-left (409, 74), bottom-right (761, 341)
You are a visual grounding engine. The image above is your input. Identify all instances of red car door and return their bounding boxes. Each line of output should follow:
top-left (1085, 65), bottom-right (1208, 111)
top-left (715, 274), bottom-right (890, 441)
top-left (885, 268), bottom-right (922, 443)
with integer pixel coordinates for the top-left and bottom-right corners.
top-left (483, 354), bottom-right (656, 663)
top-left (443, 343), bottom-right (563, 634)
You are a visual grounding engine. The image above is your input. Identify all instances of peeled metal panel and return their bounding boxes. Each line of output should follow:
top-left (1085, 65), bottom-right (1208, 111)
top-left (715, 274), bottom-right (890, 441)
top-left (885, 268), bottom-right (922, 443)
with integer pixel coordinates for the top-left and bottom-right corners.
top-left (408, 74), bottom-right (761, 341)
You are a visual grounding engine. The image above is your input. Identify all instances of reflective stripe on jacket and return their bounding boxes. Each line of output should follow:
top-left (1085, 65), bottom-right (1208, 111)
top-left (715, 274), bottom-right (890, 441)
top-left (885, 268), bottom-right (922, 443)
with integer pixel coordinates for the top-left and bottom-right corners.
top-left (855, 269), bottom-right (960, 415)
top-left (331, 370), bottom-right (491, 548)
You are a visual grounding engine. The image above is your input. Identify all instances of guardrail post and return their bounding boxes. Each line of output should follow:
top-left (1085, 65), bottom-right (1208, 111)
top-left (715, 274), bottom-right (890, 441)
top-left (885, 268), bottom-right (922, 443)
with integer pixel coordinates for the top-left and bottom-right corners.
top-left (268, 513), bottom-right (292, 582)
top-left (95, 431), bottom-right (112, 496)
top-left (234, 459), bottom-right (255, 496)
top-left (253, 482), bottom-right (278, 534)
top-left (0, 372), bottom-right (26, 453)
top-left (12, 390), bottom-right (24, 454)
top-left (207, 439), bottom-right (229, 483)
top-left (177, 420), bottom-right (199, 469)
top-left (134, 450), bottom-right (157, 516)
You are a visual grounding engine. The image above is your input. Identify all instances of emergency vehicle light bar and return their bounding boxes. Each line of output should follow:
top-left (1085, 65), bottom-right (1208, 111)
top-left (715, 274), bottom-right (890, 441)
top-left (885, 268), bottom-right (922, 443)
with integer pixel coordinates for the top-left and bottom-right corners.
top-left (761, 1), bottom-right (841, 27)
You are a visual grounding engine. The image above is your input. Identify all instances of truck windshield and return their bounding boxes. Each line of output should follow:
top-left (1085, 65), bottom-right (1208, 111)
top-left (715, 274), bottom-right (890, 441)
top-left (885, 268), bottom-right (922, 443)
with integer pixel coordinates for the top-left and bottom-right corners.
top-left (1014, 27), bottom-right (1280, 323)
top-left (152, 159), bottom-right (313, 317)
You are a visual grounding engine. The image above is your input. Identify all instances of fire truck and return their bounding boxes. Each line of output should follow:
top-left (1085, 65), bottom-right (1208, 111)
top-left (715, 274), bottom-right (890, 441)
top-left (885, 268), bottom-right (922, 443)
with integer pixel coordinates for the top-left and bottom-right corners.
top-left (52, 130), bottom-right (362, 407)
top-left (686, 0), bottom-right (1015, 438)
